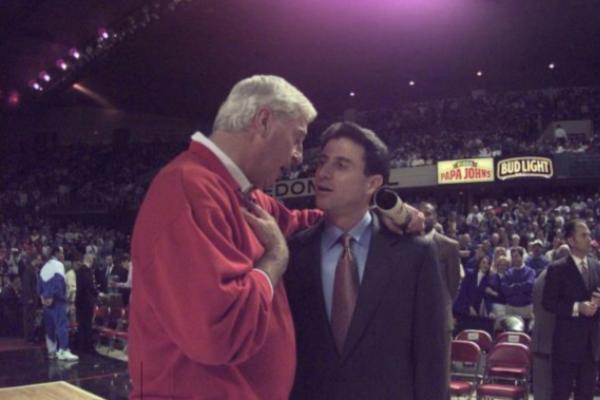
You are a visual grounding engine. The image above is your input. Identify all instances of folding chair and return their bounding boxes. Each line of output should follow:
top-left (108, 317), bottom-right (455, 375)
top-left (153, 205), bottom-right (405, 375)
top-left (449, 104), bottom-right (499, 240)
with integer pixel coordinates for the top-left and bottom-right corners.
top-left (476, 342), bottom-right (531, 399)
top-left (450, 340), bottom-right (481, 399)
top-left (455, 329), bottom-right (494, 354)
top-left (494, 331), bottom-right (531, 349)
top-left (109, 307), bottom-right (129, 353)
top-left (93, 305), bottom-right (117, 349)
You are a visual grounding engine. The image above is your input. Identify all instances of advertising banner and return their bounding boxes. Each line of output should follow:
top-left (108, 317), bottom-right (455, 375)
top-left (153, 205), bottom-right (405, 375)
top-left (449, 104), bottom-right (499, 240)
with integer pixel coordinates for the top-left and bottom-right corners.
top-left (437, 158), bottom-right (494, 185)
top-left (496, 157), bottom-right (554, 180)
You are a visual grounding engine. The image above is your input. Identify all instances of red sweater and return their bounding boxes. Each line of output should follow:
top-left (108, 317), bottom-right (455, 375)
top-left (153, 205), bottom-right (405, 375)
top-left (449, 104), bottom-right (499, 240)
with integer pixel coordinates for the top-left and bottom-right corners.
top-left (129, 141), bottom-right (321, 399)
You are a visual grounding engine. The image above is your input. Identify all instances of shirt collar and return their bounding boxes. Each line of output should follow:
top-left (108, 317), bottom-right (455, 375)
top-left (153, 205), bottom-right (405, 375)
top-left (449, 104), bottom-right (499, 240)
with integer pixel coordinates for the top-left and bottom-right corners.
top-left (571, 254), bottom-right (587, 269)
top-left (424, 229), bottom-right (436, 240)
top-left (322, 211), bottom-right (372, 250)
top-left (191, 131), bottom-right (252, 192)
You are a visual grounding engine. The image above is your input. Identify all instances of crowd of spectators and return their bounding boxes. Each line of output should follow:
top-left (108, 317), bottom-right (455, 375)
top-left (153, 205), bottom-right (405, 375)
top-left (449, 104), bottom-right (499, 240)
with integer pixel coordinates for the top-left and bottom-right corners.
top-left (430, 190), bottom-right (600, 331)
top-left (1, 86), bottom-right (600, 213)
top-left (283, 85), bottom-right (600, 177)
top-left (0, 216), bottom-right (131, 344)
top-left (0, 140), bottom-right (186, 215)
top-left (2, 186), bottom-right (599, 343)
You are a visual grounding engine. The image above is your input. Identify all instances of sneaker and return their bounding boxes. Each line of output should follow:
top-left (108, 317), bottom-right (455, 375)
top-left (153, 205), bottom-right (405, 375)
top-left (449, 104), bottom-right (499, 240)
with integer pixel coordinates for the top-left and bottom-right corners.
top-left (56, 349), bottom-right (79, 361)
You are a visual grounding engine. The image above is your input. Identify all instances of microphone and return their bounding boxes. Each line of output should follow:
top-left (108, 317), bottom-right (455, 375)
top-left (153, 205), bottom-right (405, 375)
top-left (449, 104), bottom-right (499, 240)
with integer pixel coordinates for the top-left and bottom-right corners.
top-left (373, 187), bottom-right (409, 227)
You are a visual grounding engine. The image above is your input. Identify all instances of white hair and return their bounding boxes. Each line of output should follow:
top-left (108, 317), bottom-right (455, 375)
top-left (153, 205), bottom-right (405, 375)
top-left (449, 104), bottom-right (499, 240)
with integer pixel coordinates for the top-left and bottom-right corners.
top-left (213, 75), bottom-right (317, 132)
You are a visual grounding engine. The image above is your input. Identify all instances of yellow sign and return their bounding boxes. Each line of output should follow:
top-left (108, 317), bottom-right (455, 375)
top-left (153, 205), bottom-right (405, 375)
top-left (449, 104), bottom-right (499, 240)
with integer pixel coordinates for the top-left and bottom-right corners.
top-left (497, 157), bottom-right (554, 180)
top-left (437, 158), bottom-right (494, 185)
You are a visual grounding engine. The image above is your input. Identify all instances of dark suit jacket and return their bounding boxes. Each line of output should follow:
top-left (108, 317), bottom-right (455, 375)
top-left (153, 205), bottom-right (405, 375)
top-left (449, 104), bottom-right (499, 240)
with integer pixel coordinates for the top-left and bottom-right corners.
top-left (285, 215), bottom-right (449, 400)
top-left (431, 231), bottom-right (462, 301)
top-left (94, 266), bottom-right (108, 293)
top-left (76, 267), bottom-right (97, 310)
top-left (94, 265), bottom-right (127, 292)
top-left (453, 270), bottom-right (493, 316)
top-left (532, 269), bottom-right (555, 356)
top-left (542, 255), bottom-right (600, 362)
top-left (21, 264), bottom-right (39, 303)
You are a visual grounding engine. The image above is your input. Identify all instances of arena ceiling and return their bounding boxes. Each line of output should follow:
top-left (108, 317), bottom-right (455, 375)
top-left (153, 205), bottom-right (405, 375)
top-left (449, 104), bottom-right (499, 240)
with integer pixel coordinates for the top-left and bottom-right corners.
top-left (1, 0), bottom-right (600, 121)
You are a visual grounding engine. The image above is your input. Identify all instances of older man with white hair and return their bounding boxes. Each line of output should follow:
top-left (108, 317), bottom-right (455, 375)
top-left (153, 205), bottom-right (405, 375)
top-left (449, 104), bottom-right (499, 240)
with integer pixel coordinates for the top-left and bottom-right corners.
top-left (129, 75), bottom-right (322, 399)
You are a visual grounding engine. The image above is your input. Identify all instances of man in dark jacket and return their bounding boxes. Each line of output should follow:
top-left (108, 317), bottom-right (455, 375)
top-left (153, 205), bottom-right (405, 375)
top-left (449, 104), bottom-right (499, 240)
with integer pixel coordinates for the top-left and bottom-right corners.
top-left (21, 253), bottom-right (42, 342)
top-left (76, 254), bottom-right (98, 354)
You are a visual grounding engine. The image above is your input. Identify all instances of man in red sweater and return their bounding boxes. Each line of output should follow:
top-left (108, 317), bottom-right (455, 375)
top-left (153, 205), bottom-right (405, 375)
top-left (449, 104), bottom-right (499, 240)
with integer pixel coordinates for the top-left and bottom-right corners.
top-left (129, 75), bottom-right (420, 399)
top-left (129, 75), bottom-right (321, 399)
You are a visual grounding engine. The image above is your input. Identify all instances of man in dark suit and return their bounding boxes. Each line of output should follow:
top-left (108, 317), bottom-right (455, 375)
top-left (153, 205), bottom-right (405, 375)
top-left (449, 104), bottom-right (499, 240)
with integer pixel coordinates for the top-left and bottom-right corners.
top-left (21, 253), bottom-right (42, 342)
top-left (542, 219), bottom-right (600, 400)
top-left (94, 254), bottom-right (127, 294)
top-left (532, 268), bottom-right (556, 400)
top-left (419, 202), bottom-right (463, 302)
top-left (76, 254), bottom-right (98, 354)
top-left (285, 122), bottom-right (448, 400)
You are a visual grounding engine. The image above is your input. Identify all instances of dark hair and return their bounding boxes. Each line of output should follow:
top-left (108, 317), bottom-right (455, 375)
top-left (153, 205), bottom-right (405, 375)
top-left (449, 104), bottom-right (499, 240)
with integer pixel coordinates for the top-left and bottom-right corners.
top-left (510, 246), bottom-right (525, 257)
top-left (319, 121), bottom-right (390, 183)
top-left (51, 246), bottom-right (63, 256)
top-left (564, 219), bottom-right (586, 239)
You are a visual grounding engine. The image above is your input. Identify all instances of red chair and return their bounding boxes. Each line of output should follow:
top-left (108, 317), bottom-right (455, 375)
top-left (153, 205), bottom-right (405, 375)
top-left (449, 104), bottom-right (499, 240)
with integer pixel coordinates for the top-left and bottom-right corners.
top-left (110, 307), bottom-right (129, 353)
top-left (494, 331), bottom-right (531, 349)
top-left (92, 305), bottom-right (110, 333)
top-left (450, 340), bottom-right (481, 399)
top-left (455, 329), bottom-right (494, 353)
top-left (476, 342), bottom-right (531, 399)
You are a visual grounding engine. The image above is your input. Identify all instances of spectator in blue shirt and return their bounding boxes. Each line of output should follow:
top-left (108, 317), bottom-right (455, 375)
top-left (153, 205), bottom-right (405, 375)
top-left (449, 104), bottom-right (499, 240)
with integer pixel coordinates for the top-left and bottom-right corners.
top-left (502, 246), bottom-right (536, 325)
top-left (526, 239), bottom-right (550, 276)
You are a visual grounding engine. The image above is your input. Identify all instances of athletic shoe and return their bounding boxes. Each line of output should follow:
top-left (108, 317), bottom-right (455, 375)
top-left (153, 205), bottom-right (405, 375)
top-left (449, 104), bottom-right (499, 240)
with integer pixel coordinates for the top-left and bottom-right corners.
top-left (56, 349), bottom-right (79, 361)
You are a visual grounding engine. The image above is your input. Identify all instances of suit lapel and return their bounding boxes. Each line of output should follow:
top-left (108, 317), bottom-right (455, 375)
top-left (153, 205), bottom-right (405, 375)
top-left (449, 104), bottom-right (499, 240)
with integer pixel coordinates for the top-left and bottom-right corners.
top-left (566, 256), bottom-right (589, 294)
top-left (293, 221), bottom-right (339, 352)
top-left (588, 257), bottom-right (600, 293)
top-left (341, 215), bottom-right (397, 362)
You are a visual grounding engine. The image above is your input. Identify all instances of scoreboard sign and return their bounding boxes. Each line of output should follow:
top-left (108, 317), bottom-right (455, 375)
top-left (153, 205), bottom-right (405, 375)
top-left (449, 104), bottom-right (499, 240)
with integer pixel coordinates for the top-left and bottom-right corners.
top-left (437, 158), bottom-right (494, 185)
top-left (496, 157), bottom-right (554, 180)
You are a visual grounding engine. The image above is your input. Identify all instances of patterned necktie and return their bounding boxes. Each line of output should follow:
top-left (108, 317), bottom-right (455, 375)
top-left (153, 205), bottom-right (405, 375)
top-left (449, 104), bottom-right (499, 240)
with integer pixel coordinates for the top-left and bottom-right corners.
top-left (581, 260), bottom-right (590, 290)
top-left (331, 234), bottom-right (360, 354)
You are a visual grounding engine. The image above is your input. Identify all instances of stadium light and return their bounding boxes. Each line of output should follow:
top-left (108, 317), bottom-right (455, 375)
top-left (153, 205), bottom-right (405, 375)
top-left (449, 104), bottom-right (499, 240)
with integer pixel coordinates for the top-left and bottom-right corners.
top-left (69, 48), bottom-right (81, 59)
top-left (39, 71), bottom-right (51, 82)
top-left (56, 59), bottom-right (68, 70)
top-left (28, 80), bottom-right (42, 91)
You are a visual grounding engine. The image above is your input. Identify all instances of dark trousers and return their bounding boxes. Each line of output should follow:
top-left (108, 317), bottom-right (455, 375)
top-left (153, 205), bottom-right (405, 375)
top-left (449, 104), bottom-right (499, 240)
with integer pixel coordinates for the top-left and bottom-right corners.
top-left (76, 304), bottom-right (94, 352)
top-left (22, 302), bottom-right (36, 341)
top-left (551, 352), bottom-right (597, 400)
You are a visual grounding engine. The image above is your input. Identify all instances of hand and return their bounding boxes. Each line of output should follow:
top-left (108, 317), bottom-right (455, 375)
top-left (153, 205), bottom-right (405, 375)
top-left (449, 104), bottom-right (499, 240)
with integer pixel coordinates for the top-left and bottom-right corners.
top-left (485, 287), bottom-right (498, 297)
top-left (488, 312), bottom-right (496, 319)
top-left (241, 203), bottom-right (289, 286)
top-left (591, 291), bottom-right (600, 306)
top-left (41, 297), bottom-right (53, 307)
top-left (378, 204), bottom-right (424, 235)
top-left (579, 301), bottom-right (598, 317)
top-left (405, 204), bottom-right (425, 234)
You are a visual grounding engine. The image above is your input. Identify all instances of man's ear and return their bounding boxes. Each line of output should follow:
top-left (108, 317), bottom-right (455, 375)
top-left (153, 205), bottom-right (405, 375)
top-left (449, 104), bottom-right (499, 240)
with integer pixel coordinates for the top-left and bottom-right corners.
top-left (250, 108), bottom-right (272, 140)
top-left (366, 175), bottom-right (384, 196)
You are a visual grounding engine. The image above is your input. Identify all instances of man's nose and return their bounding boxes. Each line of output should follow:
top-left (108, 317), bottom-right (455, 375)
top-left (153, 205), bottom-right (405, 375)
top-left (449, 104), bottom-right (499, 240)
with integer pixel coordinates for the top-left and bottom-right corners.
top-left (291, 150), bottom-right (303, 167)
